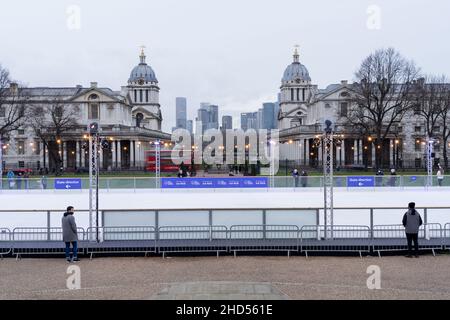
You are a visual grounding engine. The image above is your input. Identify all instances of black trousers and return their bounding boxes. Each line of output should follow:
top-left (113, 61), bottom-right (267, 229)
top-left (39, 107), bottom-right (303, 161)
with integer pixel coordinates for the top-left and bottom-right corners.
top-left (406, 233), bottom-right (419, 255)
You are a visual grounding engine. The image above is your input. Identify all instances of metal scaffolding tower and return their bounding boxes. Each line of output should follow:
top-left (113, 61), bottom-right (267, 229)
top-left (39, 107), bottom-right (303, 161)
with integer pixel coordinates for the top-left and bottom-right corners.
top-left (323, 120), bottom-right (334, 239)
top-left (88, 124), bottom-right (100, 242)
top-left (155, 140), bottom-right (161, 188)
top-left (426, 137), bottom-right (435, 188)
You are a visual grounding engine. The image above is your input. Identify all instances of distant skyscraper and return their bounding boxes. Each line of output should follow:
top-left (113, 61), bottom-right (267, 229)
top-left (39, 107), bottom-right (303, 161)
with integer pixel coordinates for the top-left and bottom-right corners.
top-left (240, 113), bottom-right (251, 131)
top-left (197, 103), bottom-right (219, 133)
top-left (175, 97), bottom-right (187, 129)
top-left (222, 115), bottom-right (232, 130)
top-left (186, 120), bottom-right (193, 134)
top-left (263, 102), bottom-right (276, 129)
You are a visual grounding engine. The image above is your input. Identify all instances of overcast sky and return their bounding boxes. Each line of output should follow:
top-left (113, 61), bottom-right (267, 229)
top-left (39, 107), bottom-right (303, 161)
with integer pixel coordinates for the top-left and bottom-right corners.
top-left (1, 0), bottom-right (449, 132)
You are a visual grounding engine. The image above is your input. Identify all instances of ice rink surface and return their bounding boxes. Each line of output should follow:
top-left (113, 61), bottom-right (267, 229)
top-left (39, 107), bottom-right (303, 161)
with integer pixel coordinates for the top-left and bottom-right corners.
top-left (0, 188), bottom-right (449, 229)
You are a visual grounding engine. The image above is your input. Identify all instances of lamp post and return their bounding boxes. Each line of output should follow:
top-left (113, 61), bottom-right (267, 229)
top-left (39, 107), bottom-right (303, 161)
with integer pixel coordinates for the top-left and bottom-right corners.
top-left (426, 136), bottom-right (435, 188)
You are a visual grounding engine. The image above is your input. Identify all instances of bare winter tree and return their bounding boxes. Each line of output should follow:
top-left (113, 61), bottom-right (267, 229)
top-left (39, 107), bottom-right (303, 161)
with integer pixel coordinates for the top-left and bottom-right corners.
top-left (436, 79), bottom-right (450, 168)
top-left (30, 99), bottom-right (80, 175)
top-left (343, 48), bottom-right (420, 169)
top-left (0, 64), bottom-right (28, 179)
top-left (412, 76), bottom-right (448, 139)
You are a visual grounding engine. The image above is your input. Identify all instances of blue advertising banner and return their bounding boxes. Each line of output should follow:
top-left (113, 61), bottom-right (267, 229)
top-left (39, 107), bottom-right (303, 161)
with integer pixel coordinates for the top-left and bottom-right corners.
top-left (347, 176), bottom-right (375, 188)
top-left (161, 177), bottom-right (269, 189)
top-left (54, 179), bottom-right (82, 190)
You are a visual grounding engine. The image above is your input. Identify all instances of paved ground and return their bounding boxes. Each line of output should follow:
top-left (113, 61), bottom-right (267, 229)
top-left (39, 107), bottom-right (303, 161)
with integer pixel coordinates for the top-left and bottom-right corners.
top-left (1, 255), bottom-right (450, 300)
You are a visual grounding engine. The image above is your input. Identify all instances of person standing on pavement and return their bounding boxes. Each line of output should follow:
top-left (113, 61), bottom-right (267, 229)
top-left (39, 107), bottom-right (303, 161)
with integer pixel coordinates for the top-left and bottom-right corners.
top-left (62, 206), bottom-right (80, 262)
top-left (402, 202), bottom-right (423, 258)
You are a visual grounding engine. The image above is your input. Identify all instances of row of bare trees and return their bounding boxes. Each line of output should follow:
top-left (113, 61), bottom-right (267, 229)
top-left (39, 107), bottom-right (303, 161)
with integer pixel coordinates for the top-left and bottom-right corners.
top-left (342, 48), bottom-right (450, 170)
top-left (0, 64), bottom-right (80, 175)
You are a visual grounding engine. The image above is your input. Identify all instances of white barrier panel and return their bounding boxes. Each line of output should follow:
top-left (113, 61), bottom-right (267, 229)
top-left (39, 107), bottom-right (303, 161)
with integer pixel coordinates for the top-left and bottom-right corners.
top-left (212, 210), bottom-right (263, 228)
top-left (159, 210), bottom-right (209, 227)
top-left (265, 210), bottom-right (316, 228)
top-left (103, 211), bottom-right (156, 228)
top-left (50, 211), bottom-right (91, 229)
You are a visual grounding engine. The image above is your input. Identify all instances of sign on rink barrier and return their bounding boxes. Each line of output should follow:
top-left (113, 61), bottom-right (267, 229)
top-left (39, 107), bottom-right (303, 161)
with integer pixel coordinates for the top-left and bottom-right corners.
top-left (161, 177), bottom-right (269, 189)
top-left (347, 176), bottom-right (375, 188)
top-left (54, 178), bottom-right (82, 190)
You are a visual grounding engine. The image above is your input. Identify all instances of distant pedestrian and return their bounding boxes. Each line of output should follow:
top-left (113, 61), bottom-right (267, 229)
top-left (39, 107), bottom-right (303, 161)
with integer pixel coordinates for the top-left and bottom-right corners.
top-left (41, 175), bottom-right (48, 189)
top-left (7, 170), bottom-right (15, 189)
top-left (300, 170), bottom-right (308, 188)
top-left (292, 169), bottom-right (299, 187)
top-left (62, 206), bottom-right (80, 263)
top-left (24, 171), bottom-right (30, 189)
top-left (375, 169), bottom-right (384, 187)
top-left (16, 173), bottom-right (22, 189)
top-left (390, 168), bottom-right (397, 187)
top-left (402, 202), bottom-right (423, 258)
top-left (437, 169), bottom-right (444, 187)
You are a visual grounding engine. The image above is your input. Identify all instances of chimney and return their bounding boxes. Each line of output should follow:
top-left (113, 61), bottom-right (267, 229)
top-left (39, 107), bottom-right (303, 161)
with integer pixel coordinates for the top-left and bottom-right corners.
top-left (341, 80), bottom-right (348, 86)
top-left (90, 82), bottom-right (98, 88)
top-left (10, 82), bottom-right (18, 95)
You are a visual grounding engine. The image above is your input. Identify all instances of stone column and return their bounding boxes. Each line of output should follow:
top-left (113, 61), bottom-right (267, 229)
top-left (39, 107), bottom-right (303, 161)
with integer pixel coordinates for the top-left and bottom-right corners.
top-left (371, 143), bottom-right (376, 167)
top-left (117, 140), bottom-right (122, 169)
top-left (358, 139), bottom-right (363, 165)
top-left (63, 141), bottom-right (67, 169)
top-left (130, 140), bottom-right (135, 168)
top-left (354, 139), bottom-right (358, 164)
top-left (340, 139), bottom-right (345, 165)
top-left (112, 140), bottom-right (116, 168)
top-left (76, 141), bottom-right (80, 168)
top-left (305, 139), bottom-right (310, 165)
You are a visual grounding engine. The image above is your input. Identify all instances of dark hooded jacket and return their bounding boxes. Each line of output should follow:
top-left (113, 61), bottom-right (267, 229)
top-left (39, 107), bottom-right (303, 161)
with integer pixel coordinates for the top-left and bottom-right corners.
top-left (402, 209), bottom-right (423, 234)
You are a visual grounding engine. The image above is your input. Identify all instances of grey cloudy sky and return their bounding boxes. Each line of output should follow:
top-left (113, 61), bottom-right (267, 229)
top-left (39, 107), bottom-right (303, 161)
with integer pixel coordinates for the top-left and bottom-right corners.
top-left (1, 0), bottom-right (449, 132)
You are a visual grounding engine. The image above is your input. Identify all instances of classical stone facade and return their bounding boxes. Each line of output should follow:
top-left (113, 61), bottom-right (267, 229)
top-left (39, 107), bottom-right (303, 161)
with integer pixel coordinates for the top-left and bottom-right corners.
top-left (1, 50), bottom-right (170, 172)
top-left (278, 49), bottom-right (447, 169)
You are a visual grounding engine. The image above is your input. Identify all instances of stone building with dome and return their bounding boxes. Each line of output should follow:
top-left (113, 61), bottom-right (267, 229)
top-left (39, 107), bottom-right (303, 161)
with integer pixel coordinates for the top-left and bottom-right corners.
top-left (1, 49), bottom-right (170, 172)
top-left (277, 48), bottom-right (448, 170)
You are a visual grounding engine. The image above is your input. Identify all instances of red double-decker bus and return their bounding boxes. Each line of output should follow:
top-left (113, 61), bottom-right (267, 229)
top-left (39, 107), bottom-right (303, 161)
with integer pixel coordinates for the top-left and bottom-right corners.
top-left (145, 150), bottom-right (180, 172)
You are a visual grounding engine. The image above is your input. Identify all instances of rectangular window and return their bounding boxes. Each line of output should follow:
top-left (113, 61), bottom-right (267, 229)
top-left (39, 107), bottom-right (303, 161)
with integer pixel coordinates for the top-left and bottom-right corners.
top-left (134, 90), bottom-right (137, 102)
top-left (0, 106), bottom-right (5, 117)
top-left (291, 89), bottom-right (294, 101)
top-left (18, 129), bottom-right (25, 135)
top-left (146, 90), bottom-right (149, 102)
top-left (140, 90), bottom-right (143, 102)
top-left (302, 88), bottom-right (305, 101)
top-left (35, 140), bottom-right (40, 155)
top-left (414, 105), bottom-right (421, 115)
top-left (415, 142), bottom-right (421, 152)
top-left (397, 126), bottom-right (403, 132)
top-left (18, 161), bottom-right (25, 168)
top-left (296, 88), bottom-right (300, 101)
top-left (415, 158), bottom-right (421, 168)
top-left (414, 126), bottom-right (421, 133)
top-left (18, 141), bottom-right (25, 155)
top-left (433, 126), bottom-right (440, 133)
top-left (340, 103), bottom-right (348, 117)
top-left (89, 103), bottom-right (99, 119)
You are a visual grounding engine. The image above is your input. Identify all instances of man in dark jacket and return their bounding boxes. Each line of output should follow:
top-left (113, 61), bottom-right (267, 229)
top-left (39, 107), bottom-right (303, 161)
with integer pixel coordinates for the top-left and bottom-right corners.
top-left (62, 206), bottom-right (79, 262)
top-left (402, 202), bottom-right (423, 258)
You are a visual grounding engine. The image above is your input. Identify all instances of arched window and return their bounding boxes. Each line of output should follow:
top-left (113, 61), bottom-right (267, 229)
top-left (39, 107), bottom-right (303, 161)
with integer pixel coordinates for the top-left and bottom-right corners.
top-left (88, 94), bottom-right (99, 119)
top-left (136, 113), bottom-right (144, 127)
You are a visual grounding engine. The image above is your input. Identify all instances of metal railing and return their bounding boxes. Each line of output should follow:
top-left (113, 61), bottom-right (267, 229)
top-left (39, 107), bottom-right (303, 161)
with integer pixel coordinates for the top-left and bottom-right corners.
top-left (1, 221), bottom-right (449, 258)
top-left (84, 226), bottom-right (157, 257)
top-left (12, 227), bottom-right (86, 241)
top-left (0, 228), bottom-right (12, 257)
top-left (2, 175), bottom-right (450, 191)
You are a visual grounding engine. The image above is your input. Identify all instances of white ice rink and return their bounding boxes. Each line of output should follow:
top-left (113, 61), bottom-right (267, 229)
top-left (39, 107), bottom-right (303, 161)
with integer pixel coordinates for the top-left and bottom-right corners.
top-left (1, 188), bottom-right (449, 230)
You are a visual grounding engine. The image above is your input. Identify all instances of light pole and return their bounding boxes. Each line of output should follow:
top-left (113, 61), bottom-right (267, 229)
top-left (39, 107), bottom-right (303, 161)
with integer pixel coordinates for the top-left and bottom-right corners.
top-left (426, 136), bottom-right (435, 188)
